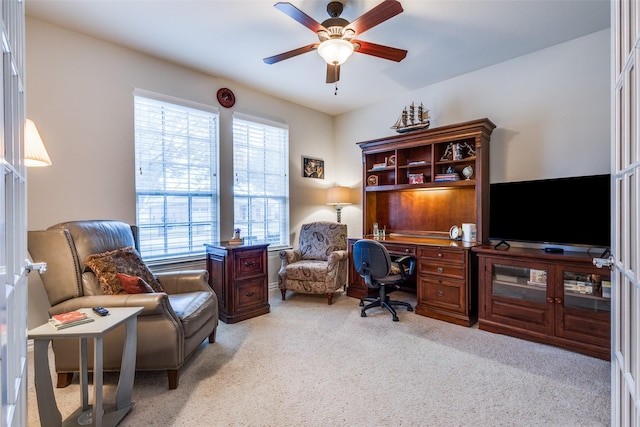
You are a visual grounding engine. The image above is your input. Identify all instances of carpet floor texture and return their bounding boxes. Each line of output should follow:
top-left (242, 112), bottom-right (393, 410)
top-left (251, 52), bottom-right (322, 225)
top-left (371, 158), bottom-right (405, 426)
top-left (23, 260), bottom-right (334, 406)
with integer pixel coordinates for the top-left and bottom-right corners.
top-left (27, 288), bottom-right (610, 426)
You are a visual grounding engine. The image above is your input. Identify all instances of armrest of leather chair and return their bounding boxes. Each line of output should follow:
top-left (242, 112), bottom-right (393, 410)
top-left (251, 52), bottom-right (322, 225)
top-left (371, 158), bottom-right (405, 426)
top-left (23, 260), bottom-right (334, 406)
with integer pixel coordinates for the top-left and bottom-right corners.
top-left (49, 293), bottom-right (175, 317)
top-left (279, 249), bottom-right (302, 266)
top-left (156, 270), bottom-right (211, 294)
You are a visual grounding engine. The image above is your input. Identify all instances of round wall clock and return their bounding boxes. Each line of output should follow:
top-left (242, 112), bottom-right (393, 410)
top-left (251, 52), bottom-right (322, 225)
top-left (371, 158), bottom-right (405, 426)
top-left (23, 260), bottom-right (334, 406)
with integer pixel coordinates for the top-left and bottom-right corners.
top-left (217, 88), bottom-right (235, 108)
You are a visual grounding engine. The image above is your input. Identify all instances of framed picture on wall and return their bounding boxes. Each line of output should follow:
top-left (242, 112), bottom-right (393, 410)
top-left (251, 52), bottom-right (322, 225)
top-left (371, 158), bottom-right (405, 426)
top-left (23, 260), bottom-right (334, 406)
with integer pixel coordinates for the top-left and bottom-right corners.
top-left (302, 156), bottom-right (324, 179)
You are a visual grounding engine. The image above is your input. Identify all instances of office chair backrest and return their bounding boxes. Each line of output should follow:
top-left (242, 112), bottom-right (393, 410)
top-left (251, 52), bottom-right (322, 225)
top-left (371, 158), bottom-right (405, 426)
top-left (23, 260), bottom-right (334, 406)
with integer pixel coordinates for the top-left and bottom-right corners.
top-left (353, 239), bottom-right (392, 287)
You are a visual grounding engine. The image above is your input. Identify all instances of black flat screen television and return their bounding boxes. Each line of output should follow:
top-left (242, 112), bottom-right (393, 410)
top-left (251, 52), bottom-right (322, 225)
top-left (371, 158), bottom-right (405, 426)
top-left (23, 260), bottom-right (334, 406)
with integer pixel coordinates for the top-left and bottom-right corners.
top-left (489, 174), bottom-right (611, 248)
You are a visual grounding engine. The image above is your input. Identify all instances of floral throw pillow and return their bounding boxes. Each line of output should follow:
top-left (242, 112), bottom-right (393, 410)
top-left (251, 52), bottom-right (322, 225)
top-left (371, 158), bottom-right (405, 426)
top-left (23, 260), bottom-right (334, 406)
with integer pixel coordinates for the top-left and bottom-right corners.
top-left (117, 273), bottom-right (154, 294)
top-left (84, 247), bottom-right (164, 295)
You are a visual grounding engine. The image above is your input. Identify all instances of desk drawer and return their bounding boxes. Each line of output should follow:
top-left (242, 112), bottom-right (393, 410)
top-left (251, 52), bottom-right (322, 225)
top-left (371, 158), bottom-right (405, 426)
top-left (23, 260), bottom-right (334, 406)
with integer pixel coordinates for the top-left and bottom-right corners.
top-left (234, 249), bottom-right (266, 279)
top-left (381, 242), bottom-right (416, 256)
top-left (418, 276), bottom-right (465, 312)
top-left (418, 260), bottom-right (465, 279)
top-left (418, 247), bottom-right (465, 264)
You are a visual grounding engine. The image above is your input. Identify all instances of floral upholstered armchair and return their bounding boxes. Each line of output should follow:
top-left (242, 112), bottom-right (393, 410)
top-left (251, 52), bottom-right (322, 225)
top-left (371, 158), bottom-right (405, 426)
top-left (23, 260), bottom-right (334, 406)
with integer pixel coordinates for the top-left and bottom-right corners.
top-left (278, 221), bottom-right (348, 305)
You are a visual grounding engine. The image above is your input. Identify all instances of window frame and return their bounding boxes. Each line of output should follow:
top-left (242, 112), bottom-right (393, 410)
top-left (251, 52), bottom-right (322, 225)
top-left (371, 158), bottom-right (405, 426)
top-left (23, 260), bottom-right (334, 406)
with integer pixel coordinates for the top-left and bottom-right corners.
top-left (232, 112), bottom-right (290, 250)
top-left (133, 88), bottom-right (220, 262)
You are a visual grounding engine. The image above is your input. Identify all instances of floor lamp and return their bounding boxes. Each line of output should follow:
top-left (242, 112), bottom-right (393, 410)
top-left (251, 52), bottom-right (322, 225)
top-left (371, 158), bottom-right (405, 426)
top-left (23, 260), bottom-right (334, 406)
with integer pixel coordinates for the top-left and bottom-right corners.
top-left (326, 186), bottom-right (351, 223)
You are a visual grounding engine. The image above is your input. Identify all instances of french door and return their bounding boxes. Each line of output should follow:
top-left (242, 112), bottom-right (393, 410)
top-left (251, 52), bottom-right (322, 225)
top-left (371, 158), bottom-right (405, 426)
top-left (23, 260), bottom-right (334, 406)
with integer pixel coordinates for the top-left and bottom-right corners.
top-left (612, 0), bottom-right (640, 424)
top-left (0, 0), bottom-right (28, 425)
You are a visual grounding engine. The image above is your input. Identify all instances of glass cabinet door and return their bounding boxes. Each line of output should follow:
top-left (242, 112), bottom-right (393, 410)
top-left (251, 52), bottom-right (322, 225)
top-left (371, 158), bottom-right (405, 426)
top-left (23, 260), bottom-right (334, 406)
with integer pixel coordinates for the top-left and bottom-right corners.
top-left (563, 271), bottom-right (611, 312)
top-left (492, 264), bottom-right (548, 303)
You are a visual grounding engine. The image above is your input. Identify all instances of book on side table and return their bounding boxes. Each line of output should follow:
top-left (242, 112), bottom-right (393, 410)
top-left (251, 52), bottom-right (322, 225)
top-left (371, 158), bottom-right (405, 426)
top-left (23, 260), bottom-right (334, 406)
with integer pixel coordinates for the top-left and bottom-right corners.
top-left (48, 310), bottom-right (95, 330)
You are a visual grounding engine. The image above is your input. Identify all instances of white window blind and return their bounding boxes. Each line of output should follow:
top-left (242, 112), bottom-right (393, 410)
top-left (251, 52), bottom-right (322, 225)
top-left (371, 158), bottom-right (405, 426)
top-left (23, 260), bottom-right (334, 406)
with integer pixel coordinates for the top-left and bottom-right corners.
top-left (233, 113), bottom-right (289, 248)
top-left (134, 91), bottom-right (219, 260)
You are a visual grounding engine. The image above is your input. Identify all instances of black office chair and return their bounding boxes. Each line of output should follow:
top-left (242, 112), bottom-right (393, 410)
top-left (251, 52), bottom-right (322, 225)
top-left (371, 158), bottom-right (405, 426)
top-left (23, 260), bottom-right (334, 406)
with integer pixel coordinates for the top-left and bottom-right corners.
top-left (352, 239), bottom-right (415, 321)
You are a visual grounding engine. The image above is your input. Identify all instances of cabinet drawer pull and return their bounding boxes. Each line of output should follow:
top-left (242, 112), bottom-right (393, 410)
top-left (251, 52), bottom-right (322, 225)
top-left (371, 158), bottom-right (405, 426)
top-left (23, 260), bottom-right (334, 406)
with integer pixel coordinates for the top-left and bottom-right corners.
top-left (438, 253), bottom-right (443, 257)
top-left (244, 261), bottom-right (256, 267)
top-left (245, 291), bottom-right (256, 297)
top-left (546, 297), bottom-right (554, 304)
top-left (437, 267), bottom-right (444, 273)
top-left (437, 289), bottom-right (444, 297)
top-left (405, 249), bottom-right (410, 253)
top-left (555, 297), bottom-right (562, 304)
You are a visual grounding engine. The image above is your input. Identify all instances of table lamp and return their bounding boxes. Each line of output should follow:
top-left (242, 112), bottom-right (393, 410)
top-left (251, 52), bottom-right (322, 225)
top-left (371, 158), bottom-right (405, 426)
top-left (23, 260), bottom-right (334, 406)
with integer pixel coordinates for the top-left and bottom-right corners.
top-left (25, 119), bottom-right (52, 167)
top-left (326, 186), bottom-right (351, 223)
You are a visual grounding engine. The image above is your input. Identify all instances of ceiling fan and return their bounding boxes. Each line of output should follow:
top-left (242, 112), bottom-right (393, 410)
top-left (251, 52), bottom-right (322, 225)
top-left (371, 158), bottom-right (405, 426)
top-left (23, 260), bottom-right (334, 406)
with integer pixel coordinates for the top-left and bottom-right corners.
top-left (263, 1), bottom-right (407, 85)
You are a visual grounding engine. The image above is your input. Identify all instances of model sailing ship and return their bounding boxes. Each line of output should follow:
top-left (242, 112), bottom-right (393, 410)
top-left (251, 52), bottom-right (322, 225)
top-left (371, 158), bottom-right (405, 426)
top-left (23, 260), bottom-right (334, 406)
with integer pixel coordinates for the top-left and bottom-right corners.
top-left (391, 102), bottom-right (430, 133)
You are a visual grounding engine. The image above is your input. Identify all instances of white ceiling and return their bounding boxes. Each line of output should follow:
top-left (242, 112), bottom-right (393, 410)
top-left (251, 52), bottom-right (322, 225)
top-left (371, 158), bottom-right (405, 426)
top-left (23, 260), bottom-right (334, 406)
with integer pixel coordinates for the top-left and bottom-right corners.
top-left (25, 0), bottom-right (610, 116)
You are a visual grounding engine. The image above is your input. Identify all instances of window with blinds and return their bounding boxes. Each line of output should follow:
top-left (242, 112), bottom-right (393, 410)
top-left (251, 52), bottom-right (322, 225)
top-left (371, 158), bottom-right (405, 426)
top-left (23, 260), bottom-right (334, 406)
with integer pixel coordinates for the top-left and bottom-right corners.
top-left (233, 113), bottom-right (289, 248)
top-left (134, 90), bottom-right (219, 260)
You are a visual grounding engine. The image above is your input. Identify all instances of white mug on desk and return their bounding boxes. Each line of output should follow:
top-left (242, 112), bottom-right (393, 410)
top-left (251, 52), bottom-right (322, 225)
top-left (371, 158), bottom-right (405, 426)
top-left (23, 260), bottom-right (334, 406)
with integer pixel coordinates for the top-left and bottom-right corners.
top-left (462, 223), bottom-right (476, 242)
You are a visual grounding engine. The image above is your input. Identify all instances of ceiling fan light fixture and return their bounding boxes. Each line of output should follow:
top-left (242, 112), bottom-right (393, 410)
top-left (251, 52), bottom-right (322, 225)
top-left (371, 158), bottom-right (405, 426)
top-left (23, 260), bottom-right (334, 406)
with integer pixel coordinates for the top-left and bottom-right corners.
top-left (317, 38), bottom-right (354, 65)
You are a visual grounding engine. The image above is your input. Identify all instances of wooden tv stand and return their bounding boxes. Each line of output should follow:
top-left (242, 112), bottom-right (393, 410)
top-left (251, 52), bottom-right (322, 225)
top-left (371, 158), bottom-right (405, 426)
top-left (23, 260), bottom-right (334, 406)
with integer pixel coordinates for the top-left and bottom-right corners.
top-left (474, 245), bottom-right (611, 360)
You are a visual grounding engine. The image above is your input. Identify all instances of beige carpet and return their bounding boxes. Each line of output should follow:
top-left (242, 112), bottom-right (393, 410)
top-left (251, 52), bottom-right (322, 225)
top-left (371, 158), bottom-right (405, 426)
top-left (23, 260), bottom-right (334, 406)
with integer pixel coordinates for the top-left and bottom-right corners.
top-left (27, 288), bottom-right (610, 426)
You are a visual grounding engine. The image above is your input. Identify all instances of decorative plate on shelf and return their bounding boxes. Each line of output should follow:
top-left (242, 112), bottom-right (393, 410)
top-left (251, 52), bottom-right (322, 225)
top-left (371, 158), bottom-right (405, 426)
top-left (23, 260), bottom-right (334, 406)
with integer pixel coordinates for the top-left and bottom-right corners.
top-left (388, 155), bottom-right (396, 166)
top-left (217, 88), bottom-right (235, 108)
top-left (367, 175), bottom-right (378, 186)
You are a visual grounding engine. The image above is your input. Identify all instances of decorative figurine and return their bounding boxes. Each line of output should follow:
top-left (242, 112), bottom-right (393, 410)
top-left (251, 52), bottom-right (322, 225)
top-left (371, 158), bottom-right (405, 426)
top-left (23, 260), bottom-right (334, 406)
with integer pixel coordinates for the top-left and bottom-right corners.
top-left (230, 228), bottom-right (242, 244)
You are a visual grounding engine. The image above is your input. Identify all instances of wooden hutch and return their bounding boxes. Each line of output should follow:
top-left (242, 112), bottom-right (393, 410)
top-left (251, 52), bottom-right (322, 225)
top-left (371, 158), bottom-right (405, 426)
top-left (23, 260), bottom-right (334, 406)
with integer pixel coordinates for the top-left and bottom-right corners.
top-left (348, 118), bottom-right (496, 326)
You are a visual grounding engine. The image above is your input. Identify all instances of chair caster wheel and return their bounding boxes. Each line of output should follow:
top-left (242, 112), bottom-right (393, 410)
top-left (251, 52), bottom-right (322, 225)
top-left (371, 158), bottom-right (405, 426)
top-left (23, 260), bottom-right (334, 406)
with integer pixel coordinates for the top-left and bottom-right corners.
top-left (393, 316), bottom-right (399, 322)
top-left (407, 306), bottom-right (414, 312)
top-left (361, 311), bottom-right (367, 317)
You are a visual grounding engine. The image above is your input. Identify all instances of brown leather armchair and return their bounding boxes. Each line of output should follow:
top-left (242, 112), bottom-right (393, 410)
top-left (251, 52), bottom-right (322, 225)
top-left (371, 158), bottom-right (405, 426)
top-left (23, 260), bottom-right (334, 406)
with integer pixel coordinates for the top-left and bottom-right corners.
top-left (28, 220), bottom-right (218, 390)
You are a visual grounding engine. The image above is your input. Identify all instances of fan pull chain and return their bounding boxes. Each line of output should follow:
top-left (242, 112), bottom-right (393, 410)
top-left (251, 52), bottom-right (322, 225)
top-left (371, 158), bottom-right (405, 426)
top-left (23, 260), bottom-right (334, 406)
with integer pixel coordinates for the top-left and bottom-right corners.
top-left (334, 82), bottom-right (338, 96)
top-left (334, 65), bottom-right (339, 96)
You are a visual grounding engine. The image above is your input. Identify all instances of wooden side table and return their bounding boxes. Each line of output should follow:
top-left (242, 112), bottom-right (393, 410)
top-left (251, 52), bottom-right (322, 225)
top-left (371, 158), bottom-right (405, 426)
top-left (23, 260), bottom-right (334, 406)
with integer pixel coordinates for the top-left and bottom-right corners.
top-left (28, 307), bottom-right (143, 427)
top-left (205, 242), bottom-right (270, 323)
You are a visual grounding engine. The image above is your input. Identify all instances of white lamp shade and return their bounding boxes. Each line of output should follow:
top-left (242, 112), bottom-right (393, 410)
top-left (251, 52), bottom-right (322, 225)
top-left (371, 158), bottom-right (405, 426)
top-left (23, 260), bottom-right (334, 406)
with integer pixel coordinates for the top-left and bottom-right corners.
top-left (25, 119), bottom-right (52, 167)
top-left (326, 186), bottom-right (352, 205)
top-left (317, 39), bottom-right (354, 65)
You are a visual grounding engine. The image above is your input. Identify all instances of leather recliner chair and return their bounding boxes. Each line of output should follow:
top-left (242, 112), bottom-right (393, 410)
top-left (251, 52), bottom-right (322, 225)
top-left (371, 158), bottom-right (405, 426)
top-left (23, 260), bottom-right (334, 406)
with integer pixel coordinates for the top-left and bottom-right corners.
top-left (28, 220), bottom-right (218, 390)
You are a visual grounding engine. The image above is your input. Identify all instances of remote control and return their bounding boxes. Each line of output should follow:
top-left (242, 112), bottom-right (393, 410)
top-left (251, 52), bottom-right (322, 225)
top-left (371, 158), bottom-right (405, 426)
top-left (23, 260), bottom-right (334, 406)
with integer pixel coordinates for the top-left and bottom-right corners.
top-left (93, 306), bottom-right (109, 316)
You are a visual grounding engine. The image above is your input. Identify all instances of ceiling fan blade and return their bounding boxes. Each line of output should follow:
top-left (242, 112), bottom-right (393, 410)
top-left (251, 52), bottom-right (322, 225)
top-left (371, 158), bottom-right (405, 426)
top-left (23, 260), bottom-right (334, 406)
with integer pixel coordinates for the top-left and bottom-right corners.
top-left (326, 64), bottom-right (340, 84)
top-left (346, 0), bottom-right (403, 36)
top-left (275, 2), bottom-right (328, 33)
top-left (263, 43), bottom-right (318, 64)
top-left (352, 40), bottom-right (407, 62)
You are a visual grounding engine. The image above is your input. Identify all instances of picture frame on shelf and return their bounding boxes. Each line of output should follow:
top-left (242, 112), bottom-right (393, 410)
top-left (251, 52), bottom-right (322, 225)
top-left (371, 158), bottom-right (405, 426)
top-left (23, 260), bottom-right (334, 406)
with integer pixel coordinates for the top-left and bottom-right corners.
top-left (409, 173), bottom-right (424, 184)
top-left (302, 156), bottom-right (324, 179)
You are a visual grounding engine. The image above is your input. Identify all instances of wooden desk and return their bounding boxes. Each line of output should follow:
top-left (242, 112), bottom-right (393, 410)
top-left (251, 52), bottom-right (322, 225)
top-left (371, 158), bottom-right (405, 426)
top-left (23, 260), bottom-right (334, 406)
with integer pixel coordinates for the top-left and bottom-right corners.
top-left (348, 235), bottom-right (478, 326)
top-left (205, 242), bottom-right (270, 323)
top-left (28, 307), bottom-right (143, 427)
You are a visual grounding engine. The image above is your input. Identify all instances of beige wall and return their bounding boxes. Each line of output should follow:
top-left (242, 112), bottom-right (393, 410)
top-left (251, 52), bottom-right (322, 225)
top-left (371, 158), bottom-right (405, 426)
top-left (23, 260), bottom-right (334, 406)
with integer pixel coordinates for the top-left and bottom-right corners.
top-left (26, 18), bottom-right (339, 238)
top-left (26, 18), bottom-right (609, 321)
top-left (334, 29), bottom-right (610, 237)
